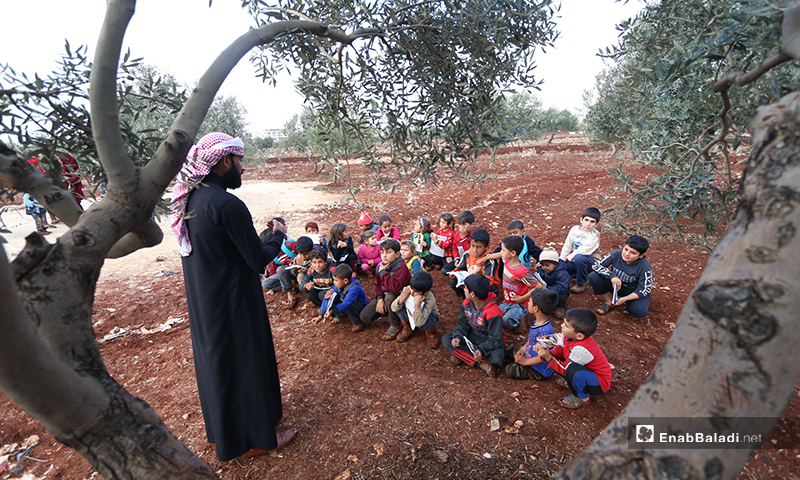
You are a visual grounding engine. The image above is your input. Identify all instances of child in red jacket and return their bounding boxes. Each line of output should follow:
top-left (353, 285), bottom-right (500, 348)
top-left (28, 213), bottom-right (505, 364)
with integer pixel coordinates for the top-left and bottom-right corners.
top-left (534, 308), bottom-right (612, 409)
top-left (428, 212), bottom-right (455, 269)
top-left (359, 239), bottom-right (412, 340)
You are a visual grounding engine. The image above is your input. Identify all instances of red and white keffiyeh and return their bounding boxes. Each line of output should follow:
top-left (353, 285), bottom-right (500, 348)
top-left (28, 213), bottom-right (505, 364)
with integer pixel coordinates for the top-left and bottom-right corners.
top-left (170, 132), bottom-right (244, 256)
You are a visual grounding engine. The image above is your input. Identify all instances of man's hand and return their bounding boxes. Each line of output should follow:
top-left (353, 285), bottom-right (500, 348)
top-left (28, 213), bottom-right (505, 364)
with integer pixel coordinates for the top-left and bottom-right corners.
top-left (271, 220), bottom-right (287, 235)
top-left (376, 298), bottom-right (386, 315)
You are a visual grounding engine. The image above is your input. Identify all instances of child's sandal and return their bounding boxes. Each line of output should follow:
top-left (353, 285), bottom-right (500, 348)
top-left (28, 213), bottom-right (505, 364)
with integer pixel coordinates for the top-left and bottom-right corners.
top-left (381, 325), bottom-right (400, 341)
top-left (285, 297), bottom-right (299, 309)
top-left (559, 394), bottom-right (590, 409)
top-left (555, 376), bottom-right (568, 388)
top-left (595, 303), bottom-right (613, 316)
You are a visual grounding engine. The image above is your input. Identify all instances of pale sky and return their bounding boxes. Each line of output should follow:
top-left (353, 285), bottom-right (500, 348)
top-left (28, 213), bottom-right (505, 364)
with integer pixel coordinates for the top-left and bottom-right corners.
top-left (2, 0), bottom-right (645, 135)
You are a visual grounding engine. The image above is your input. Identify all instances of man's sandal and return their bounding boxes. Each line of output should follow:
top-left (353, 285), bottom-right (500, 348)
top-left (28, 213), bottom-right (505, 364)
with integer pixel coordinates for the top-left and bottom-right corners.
top-left (595, 303), bottom-right (613, 315)
top-left (381, 325), bottom-right (400, 341)
top-left (559, 394), bottom-right (590, 409)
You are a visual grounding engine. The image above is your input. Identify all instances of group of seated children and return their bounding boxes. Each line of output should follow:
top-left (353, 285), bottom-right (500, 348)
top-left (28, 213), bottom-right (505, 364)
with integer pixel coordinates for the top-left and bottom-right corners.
top-left (443, 274), bottom-right (611, 408)
top-left (259, 209), bottom-right (654, 409)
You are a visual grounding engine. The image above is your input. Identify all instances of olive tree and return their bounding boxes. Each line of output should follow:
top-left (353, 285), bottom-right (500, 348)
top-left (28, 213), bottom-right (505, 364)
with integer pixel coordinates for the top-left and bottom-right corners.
top-left (584, 0), bottom-right (800, 235)
top-left (3, 1), bottom-right (799, 479)
top-left (0, 0), bottom-right (558, 477)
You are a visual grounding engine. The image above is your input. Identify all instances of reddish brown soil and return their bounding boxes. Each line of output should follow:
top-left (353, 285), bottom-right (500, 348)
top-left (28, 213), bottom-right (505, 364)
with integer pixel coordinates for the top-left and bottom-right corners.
top-left (2, 141), bottom-right (798, 480)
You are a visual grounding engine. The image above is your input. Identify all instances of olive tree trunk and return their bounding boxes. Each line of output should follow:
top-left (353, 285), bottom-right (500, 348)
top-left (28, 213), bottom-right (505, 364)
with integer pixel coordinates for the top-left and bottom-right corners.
top-left (555, 91), bottom-right (800, 479)
top-left (0, 0), bottom-right (372, 478)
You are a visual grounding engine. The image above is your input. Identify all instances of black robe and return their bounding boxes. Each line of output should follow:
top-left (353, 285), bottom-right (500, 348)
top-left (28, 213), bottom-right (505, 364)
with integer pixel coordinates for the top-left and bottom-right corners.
top-left (181, 172), bottom-right (286, 461)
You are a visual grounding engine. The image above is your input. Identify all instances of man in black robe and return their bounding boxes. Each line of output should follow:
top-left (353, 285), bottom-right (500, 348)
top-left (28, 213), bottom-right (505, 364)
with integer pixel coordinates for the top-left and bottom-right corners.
top-left (171, 132), bottom-right (296, 460)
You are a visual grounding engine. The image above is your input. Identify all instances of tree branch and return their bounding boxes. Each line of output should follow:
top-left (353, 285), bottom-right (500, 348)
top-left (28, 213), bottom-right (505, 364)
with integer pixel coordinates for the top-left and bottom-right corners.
top-left (0, 145), bottom-right (83, 227)
top-left (89, 0), bottom-right (136, 191)
top-left (141, 20), bottom-right (360, 191)
top-left (0, 244), bottom-right (108, 437)
top-left (106, 217), bottom-right (163, 258)
top-left (713, 51), bottom-right (793, 92)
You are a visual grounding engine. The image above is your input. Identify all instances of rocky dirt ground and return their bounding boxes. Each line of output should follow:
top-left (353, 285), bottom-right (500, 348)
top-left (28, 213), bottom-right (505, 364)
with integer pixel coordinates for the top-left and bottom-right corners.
top-left (1, 139), bottom-right (798, 479)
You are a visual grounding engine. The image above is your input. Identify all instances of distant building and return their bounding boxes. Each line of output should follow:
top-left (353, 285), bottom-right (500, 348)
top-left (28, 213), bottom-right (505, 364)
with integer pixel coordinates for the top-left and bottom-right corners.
top-left (262, 128), bottom-right (287, 140)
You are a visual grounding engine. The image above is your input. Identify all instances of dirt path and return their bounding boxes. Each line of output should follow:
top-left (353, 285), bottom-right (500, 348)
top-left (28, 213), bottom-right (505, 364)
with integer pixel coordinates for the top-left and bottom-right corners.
top-left (3, 180), bottom-right (340, 278)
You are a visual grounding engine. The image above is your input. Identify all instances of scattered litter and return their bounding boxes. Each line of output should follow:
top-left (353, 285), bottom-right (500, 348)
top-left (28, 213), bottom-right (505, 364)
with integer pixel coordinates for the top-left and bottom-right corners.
top-left (346, 454), bottom-right (359, 462)
top-left (99, 327), bottom-right (129, 343)
top-left (154, 271), bottom-right (181, 278)
top-left (334, 469), bottom-right (352, 480)
top-left (98, 317), bottom-right (185, 343)
top-left (503, 426), bottom-right (520, 435)
top-left (489, 419), bottom-right (500, 432)
top-left (514, 420), bottom-right (524, 428)
top-left (373, 443), bottom-right (385, 456)
top-left (483, 453), bottom-right (492, 459)
top-left (432, 449), bottom-right (448, 464)
top-left (510, 392), bottom-right (520, 398)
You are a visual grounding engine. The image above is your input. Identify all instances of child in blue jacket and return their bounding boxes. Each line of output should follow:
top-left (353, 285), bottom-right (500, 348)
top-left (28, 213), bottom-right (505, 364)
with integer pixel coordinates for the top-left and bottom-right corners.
top-left (316, 264), bottom-right (369, 332)
top-left (535, 247), bottom-right (571, 319)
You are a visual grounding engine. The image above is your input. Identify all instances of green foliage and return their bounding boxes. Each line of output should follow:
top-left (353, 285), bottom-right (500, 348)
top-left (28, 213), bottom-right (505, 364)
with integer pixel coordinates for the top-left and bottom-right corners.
top-left (2, 49), bottom-right (252, 192)
top-left (584, 0), bottom-right (800, 236)
top-left (537, 107), bottom-right (579, 137)
top-left (245, 0), bottom-right (559, 189)
top-left (279, 112), bottom-right (309, 152)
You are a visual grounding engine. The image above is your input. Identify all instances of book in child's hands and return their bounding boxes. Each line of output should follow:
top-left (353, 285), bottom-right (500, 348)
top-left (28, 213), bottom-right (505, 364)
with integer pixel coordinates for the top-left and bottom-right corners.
top-left (448, 270), bottom-right (470, 287)
top-left (463, 336), bottom-right (477, 354)
top-left (324, 291), bottom-right (337, 314)
top-left (403, 295), bottom-right (425, 331)
top-left (612, 283), bottom-right (619, 304)
top-left (535, 333), bottom-right (564, 348)
top-left (533, 271), bottom-right (546, 287)
top-left (429, 241), bottom-right (446, 257)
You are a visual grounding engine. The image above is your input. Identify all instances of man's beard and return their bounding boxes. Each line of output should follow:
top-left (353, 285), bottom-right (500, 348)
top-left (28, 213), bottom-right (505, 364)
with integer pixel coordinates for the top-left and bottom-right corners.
top-left (223, 166), bottom-right (242, 189)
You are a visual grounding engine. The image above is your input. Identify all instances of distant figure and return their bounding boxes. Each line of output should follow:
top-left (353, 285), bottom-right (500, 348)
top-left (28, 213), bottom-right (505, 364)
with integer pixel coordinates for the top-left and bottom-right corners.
top-left (170, 132), bottom-right (295, 461)
top-left (23, 193), bottom-right (50, 235)
top-left (59, 153), bottom-right (86, 204)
